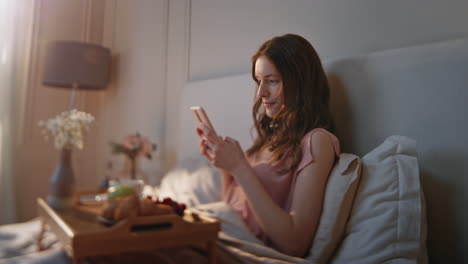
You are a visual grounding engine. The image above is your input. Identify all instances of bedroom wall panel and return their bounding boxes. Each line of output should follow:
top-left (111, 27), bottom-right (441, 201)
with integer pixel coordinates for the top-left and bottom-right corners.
top-left (189, 0), bottom-right (468, 82)
top-left (94, 0), bottom-right (168, 186)
top-left (163, 0), bottom-right (192, 171)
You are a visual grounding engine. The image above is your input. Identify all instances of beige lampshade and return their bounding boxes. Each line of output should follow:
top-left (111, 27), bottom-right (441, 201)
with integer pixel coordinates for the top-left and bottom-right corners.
top-left (42, 41), bottom-right (111, 90)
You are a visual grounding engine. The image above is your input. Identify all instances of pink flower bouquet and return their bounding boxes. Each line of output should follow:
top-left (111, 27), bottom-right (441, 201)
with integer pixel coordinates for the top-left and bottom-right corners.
top-left (110, 132), bottom-right (157, 179)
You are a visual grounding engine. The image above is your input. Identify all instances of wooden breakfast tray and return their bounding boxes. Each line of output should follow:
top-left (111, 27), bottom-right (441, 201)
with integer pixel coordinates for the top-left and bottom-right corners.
top-left (37, 191), bottom-right (220, 264)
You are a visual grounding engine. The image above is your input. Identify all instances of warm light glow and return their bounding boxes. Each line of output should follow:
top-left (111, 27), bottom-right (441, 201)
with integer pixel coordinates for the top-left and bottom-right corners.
top-left (0, 0), bottom-right (15, 65)
top-left (0, 122), bottom-right (3, 173)
top-left (0, 0), bottom-right (17, 224)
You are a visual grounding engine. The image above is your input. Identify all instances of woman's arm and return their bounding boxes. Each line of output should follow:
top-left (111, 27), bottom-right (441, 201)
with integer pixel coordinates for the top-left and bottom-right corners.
top-left (197, 124), bottom-right (335, 256)
top-left (196, 125), bottom-right (233, 200)
top-left (221, 170), bottom-right (233, 199)
top-left (229, 131), bottom-right (335, 256)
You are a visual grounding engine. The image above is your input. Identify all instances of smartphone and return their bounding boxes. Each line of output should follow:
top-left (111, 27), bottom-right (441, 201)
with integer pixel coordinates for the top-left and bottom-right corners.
top-left (190, 106), bottom-right (217, 136)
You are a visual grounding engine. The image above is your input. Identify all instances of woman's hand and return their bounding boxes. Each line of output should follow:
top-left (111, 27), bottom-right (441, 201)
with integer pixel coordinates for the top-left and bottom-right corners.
top-left (196, 123), bottom-right (247, 174)
top-left (196, 123), bottom-right (220, 163)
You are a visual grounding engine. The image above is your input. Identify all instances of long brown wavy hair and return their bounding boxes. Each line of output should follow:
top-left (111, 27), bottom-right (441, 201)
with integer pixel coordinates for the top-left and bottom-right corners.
top-left (246, 34), bottom-right (334, 170)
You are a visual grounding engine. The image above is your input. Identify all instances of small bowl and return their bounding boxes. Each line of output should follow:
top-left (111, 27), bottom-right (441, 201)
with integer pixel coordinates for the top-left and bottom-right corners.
top-left (108, 179), bottom-right (145, 197)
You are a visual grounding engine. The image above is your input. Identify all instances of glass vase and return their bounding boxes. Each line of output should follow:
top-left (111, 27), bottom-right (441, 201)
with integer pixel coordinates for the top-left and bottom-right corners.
top-left (47, 148), bottom-right (75, 209)
top-left (119, 156), bottom-right (147, 181)
top-left (130, 157), bottom-right (137, 180)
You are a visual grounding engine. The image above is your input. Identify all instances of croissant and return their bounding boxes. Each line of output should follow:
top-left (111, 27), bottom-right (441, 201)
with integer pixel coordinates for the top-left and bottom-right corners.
top-left (100, 195), bottom-right (175, 221)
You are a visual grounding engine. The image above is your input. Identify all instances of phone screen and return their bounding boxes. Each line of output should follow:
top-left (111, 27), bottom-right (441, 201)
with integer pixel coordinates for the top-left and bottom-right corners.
top-left (190, 106), bottom-right (217, 135)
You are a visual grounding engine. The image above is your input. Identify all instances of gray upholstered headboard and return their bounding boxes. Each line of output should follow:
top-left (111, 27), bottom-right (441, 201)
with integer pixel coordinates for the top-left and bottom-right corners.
top-left (326, 38), bottom-right (468, 263)
top-left (178, 37), bottom-right (468, 263)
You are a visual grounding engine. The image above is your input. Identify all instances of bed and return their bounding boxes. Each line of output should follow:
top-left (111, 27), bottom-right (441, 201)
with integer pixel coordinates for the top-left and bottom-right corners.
top-left (175, 36), bottom-right (467, 263)
top-left (1, 37), bottom-right (467, 263)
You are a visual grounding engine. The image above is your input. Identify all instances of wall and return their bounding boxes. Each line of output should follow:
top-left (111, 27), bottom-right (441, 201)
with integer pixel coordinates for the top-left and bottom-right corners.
top-left (189, 0), bottom-right (468, 81)
top-left (94, 0), bottom-right (168, 186)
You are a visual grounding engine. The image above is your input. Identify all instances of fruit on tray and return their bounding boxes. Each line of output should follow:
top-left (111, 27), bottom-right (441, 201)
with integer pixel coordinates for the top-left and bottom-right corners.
top-left (156, 197), bottom-right (187, 217)
top-left (100, 191), bottom-right (187, 221)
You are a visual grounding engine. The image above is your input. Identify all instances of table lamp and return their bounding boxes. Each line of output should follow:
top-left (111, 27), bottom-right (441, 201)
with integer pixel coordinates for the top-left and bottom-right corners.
top-left (43, 41), bottom-right (111, 108)
top-left (42, 41), bottom-right (111, 209)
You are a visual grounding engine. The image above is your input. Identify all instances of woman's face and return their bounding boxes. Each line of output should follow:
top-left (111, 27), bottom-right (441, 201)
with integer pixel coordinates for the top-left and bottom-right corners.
top-left (254, 56), bottom-right (284, 118)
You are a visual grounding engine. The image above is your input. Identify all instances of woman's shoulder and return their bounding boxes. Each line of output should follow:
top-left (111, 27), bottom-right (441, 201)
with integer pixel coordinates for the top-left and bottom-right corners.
top-left (294, 128), bottom-right (340, 174)
top-left (301, 128), bottom-right (340, 158)
top-left (303, 128), bottom-right (339, 146)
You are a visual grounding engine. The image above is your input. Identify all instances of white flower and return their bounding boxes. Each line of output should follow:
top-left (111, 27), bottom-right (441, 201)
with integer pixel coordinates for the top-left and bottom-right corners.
top-left (38, 109), bottom-right (95, 150)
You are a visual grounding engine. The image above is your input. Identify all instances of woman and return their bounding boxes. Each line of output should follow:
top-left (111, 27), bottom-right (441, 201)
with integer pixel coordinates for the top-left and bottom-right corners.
top-left (196, 34), bottom-right (340, 257)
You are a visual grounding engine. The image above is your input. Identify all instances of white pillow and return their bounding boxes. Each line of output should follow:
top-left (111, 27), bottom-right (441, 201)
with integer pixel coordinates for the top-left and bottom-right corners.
top-left (306, 153), bottom-right (362, 263)
top-left (331, 135), bottom-right (428, 264)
